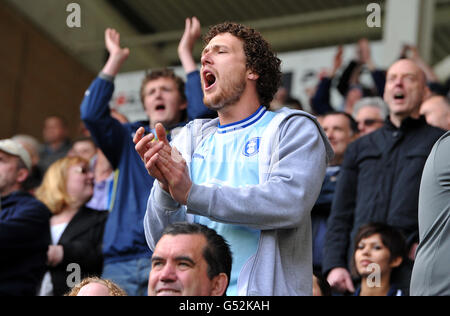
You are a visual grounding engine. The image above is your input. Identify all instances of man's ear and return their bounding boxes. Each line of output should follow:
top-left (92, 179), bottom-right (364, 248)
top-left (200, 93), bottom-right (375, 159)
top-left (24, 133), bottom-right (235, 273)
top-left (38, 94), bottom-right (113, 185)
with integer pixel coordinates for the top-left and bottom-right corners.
top-left (422, 85), bottom-right (431, 103)
top-left (247, 70), bottom-right (259, 81)
top-left (179, 101), bottom-right (187, 111)
top-left (16, 168), bottom-right (29, 185)
top-left (210, 273), bottom-right (229, 296)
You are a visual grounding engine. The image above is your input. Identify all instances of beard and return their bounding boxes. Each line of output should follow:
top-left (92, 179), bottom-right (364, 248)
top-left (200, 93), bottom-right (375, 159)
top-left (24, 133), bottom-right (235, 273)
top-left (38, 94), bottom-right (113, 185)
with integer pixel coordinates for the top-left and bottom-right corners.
top-left (203, 72), bottom-right (247, 111)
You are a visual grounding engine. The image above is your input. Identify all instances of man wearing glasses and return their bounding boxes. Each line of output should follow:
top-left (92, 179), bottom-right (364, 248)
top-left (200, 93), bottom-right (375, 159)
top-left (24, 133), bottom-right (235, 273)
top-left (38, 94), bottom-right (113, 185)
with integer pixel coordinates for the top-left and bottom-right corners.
top-left (352, 97), bottom-right (389, 136)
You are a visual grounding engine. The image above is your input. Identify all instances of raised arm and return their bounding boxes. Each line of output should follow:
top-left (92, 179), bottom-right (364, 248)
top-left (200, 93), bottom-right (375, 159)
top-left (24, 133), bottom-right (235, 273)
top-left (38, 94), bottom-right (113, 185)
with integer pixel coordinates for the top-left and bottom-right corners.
top-left (310, 46), bottom-right (343, 115)
top-left (178, 17), bottom-right (216, 120)
top-left (102, 28), bottom-right (130, 77)
top-left (80, 28), bottom-right (130, 168)
top-left (177, 17), bottom-right (201, 74)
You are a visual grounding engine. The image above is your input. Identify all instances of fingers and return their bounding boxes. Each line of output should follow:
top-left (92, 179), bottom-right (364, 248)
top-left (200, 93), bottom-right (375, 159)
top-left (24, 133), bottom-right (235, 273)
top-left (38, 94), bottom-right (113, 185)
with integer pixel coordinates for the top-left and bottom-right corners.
top-left (191, 16), bottom-right (201, 37)
top-left (345, 276), bottom-right (356, 293)
top-left (133, 127), bottom-right (147, 145)
top-left (155, 148), bottom-right (191, 205)
top-left (143, 141), bottom-right (164, 165)
top-left (192, 16), bottom-right (200, 26)
top-left (105, 28), bottom-right (118, 43)
top-left (155, 123), bottom-right (170, 145)
top-left (134, 128), bottom-right (155, 161)
top-left (157, 146), bottom-right (184, 165)
top-left (145, 151), bottom-right (165, 180)
top-left (134, 125), bottom-right (183, 189)
top-left (155, 153), bottom-right (181, 188)
top-left (155, 147), bottom-right (185, 178)
top-left (182, 17), bottom-right (201, 40)
top-left (184, 16), bottom-right (191, 33)
top-left (327, 267), bottom-right (355, 293)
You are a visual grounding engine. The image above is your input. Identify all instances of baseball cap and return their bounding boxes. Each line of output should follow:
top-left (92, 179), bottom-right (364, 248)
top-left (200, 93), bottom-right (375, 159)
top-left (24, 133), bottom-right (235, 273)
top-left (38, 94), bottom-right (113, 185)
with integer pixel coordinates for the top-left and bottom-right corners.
top-left (0, 139), bottom-right (32, 171)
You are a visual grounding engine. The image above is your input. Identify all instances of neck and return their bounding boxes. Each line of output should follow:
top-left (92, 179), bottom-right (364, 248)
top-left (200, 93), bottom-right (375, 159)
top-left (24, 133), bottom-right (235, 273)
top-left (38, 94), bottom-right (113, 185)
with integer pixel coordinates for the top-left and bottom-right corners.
top-left (49, 140), bottom-right (64, 151)
top-left (217, 93), bottom-right (261, 126)
top-left (63, 203), bottom-right (81, 213)
top-left (360, 274), bottom-right (391, 296)
top-left (390, 110), bottom-right (420, 128)
top-left (0, 186), bottom-right (21, 198)
top-left (329, 155), bottom-right (343, 166)
top-left (51, 205), bottom-right (79, 225)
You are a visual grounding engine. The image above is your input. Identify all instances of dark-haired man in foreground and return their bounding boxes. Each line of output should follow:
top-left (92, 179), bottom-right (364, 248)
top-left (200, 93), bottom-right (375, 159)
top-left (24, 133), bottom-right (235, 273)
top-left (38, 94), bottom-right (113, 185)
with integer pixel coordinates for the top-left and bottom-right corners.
top-left (148, 222), bottom-right (231, 296)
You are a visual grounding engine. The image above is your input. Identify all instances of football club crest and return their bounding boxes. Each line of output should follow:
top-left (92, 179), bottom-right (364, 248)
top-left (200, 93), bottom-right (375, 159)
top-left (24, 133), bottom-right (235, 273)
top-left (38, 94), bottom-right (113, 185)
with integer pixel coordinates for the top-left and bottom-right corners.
top-left (243, 137), bottom-right (261, 157)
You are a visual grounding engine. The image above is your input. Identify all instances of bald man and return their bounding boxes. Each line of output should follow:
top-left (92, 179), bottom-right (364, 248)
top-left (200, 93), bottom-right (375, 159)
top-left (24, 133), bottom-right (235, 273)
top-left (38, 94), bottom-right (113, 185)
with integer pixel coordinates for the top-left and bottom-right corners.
top-left (420, 95), bottom-right (450, 131)
top-left (323, 59), bottom-right (445, 295)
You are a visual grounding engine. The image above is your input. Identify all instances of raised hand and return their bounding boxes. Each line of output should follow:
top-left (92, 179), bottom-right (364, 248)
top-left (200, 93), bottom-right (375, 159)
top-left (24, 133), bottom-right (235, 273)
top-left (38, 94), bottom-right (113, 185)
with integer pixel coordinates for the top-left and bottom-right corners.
top-left (358, 38), bottom-right (375, 71)
top-left (102, 28), bottom-right (130, 77)
top-left (331, 45), bottom-right (343, 77)
top-left (178, 17), bottom-right (202, 73)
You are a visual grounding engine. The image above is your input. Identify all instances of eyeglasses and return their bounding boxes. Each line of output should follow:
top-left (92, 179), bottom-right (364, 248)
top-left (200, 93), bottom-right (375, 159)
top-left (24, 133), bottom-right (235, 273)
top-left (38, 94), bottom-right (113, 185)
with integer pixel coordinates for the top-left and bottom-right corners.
top-left (357, 119), bottom-right (384, 127)
top-left (73, 166), bottom-right (90, 174)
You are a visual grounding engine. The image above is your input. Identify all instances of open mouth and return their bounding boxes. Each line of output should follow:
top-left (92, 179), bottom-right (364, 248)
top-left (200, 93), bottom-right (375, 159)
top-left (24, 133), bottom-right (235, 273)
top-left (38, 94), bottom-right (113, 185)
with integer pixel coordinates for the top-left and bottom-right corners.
top-left (155, 104), bottom-right (166, 111)
top-left (203, 71), bottom-right (217, 90)
top-left (394, 93), bottom-right (405, 100)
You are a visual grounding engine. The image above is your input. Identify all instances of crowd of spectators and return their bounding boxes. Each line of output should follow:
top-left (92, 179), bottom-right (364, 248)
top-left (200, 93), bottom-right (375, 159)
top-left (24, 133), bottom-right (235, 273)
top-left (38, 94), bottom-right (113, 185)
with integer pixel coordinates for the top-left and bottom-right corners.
top-left (1, 16), bottom-right (449, 296)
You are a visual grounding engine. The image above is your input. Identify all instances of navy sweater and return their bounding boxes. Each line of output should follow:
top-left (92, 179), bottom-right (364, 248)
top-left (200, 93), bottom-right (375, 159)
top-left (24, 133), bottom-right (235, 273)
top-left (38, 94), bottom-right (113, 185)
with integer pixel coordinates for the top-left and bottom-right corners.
top-left (80, 71), bottom-right (210, 264)
top-left (0, 191), bottom-right (51, 296)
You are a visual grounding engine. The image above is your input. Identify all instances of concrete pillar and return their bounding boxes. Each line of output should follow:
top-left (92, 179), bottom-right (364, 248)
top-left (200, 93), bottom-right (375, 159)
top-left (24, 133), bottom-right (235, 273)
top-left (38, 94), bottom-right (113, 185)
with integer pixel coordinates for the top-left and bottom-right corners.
top-left (382, 0), bottom-right (435, 67)
top-left (418, 0), bottom-right (436, 64)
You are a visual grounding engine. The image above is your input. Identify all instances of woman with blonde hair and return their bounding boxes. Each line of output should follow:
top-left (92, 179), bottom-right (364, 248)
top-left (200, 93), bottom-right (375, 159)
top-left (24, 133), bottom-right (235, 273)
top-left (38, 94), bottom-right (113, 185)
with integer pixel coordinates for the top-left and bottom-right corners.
top-left (35, 156), bottom-right (108, 296)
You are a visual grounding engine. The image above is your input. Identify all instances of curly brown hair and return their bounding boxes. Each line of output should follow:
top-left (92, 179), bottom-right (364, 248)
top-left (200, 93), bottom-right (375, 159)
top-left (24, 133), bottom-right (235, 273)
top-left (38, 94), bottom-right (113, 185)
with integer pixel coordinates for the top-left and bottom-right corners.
top-left (203, 22), bottom-right (281, 107)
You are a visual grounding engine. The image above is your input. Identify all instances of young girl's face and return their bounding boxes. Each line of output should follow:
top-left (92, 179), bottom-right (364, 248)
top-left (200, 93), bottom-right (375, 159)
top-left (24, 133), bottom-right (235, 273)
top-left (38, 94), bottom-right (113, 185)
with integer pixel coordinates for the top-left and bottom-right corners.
top-left (354, 233), bottom-right (400, 277)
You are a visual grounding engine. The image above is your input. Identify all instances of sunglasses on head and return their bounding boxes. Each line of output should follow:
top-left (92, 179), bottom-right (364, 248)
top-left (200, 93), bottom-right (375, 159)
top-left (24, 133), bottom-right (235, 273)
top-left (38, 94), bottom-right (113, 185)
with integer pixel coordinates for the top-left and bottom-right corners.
top-left (357, 119), bottom-right (384, 127)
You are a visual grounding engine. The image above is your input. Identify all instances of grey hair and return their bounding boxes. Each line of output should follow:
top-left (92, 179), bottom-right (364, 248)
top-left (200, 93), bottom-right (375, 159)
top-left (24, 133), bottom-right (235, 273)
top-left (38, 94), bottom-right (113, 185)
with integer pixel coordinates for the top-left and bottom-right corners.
top-left (352, 97), bottom-right (389, 119)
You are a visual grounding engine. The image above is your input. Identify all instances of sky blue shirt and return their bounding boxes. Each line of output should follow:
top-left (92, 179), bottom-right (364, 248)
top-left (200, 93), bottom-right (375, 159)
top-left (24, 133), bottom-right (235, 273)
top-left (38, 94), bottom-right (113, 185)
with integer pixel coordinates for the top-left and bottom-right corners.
top-left (190, 106), bottom-right (277, 295)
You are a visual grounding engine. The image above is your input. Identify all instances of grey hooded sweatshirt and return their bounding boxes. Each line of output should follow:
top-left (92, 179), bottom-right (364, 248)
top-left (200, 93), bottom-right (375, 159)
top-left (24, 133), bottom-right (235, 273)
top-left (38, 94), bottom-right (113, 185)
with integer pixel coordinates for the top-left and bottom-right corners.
top-left (143, 108), bottom-right (334, 296)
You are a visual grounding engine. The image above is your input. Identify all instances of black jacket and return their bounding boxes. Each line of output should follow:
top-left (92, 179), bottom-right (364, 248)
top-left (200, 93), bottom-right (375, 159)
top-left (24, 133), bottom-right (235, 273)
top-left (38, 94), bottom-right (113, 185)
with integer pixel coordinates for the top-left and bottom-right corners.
top-left (49, 206), bottom-right (108, 296)
top-left (323, 116), bottom-right (445, 275)
top-left (0, 191), bottom-right (51, 296)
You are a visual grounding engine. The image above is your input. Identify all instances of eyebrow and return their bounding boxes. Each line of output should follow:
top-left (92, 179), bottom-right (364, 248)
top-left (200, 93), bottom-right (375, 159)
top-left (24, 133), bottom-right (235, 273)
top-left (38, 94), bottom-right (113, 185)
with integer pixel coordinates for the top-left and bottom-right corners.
top-left (201, 44), bottom-right (228, 56)
top-left (151, 256), bottom-right (164, 263)
top-left (175, 256), bottom-right (196, 265)
top-left (151, 255), bottom-right (196, 265)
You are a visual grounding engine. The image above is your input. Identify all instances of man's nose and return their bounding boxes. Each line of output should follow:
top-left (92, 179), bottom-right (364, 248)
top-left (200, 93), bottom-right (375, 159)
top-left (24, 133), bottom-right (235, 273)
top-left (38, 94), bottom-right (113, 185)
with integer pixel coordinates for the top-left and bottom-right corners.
top-left (325, 130), bottom-right (333, 140)
top-left (393, 76), bottom-right (404, 87)
top-left (153, 88), bottom-right (163, 99)
top-left (201, 52), bottom-right (213, 67)
top-left (159, 263), bottom-right (177, 282)
top-left (358, 123), bottom-right (365, 132)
